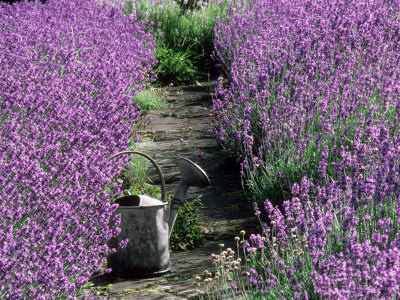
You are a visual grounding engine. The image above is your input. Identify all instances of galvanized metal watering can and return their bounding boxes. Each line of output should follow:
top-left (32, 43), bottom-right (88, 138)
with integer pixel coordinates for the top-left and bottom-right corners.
top-left (107, 151), bottom-right (210, 277)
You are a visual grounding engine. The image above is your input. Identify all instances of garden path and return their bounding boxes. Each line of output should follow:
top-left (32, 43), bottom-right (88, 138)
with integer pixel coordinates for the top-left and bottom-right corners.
top-left (88, 82), bottom-right (259, 299)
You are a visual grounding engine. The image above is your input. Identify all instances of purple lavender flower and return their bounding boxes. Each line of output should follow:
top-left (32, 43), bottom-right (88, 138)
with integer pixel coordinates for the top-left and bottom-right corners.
top-left (253, 202), bottom-right (261, 216)
top-left (249, 234), bottom-right (265, 249)
top-left (211, 0), bottom-right (400, 298)
top-left (231, 284), bottom-right (241, 295)
top-left (0, 0), bottom-right (155, 297)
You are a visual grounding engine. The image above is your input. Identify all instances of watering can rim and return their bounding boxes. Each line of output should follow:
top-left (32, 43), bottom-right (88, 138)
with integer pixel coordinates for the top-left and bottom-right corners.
top-left (115, 194), bottom-right (168, 208)
top-left (116, 204), bottom-right (167, 209)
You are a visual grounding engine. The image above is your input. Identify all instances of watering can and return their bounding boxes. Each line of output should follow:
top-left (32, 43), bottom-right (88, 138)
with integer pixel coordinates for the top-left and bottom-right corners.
top-left (107, 151), bottom-right (210, 277)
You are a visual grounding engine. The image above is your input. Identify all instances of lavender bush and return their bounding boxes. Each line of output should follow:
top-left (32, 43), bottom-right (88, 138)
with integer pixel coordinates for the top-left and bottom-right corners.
top-left (233, 125), bottom-right (400, 297)
top-left (0, 0), bottom-right (155, 298)
top-left (207, 0), bottom-right (400, 298)
top-left (207, 124), bottom-right (400, 297)
top-left (246, 125), bottom-right (400, 298)
top-left (213, 0), bottom-right (400, 201)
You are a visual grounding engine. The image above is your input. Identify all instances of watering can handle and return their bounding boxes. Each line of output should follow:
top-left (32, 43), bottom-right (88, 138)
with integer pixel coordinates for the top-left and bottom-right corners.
top-left (109, 150), bottom-right (166, 202)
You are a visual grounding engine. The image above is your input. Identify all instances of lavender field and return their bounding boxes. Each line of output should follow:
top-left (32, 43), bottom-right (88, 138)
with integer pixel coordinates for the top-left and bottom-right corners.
top-left (1, 0), bottom-right (400, 298)
top-left (210, 0), bottom-right (400, 298)
top-left (0, 0), bottom-right (155, 297)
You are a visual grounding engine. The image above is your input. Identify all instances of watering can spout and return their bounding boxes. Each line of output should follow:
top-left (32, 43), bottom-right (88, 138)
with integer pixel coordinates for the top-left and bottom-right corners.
top-left (168, 158), bottom-right (210, 237)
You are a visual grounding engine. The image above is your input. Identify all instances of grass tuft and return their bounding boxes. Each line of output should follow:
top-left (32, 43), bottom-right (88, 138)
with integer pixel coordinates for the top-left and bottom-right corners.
top-left (132, 87), bottom-right (168, 113)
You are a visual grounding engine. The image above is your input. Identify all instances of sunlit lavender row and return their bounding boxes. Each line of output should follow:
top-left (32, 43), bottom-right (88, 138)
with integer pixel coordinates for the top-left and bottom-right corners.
top-left (211, 0), bottom-right (400, 298)
top-left (0, 0), bottom-right (155, 297)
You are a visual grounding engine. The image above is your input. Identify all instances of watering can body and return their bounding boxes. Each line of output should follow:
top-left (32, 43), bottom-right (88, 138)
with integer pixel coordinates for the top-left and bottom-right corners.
top-left (107, 195), bottom-right (170, 276)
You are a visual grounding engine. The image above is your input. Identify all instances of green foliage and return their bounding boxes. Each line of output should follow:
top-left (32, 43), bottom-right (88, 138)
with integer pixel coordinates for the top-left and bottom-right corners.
top-left (155, 45), bottom-right (199, 86)
top-left (175, 0), bottom-right (206, 12)
top-left (132, 87), bottom-right (168, 113)
top-left (120, 151), bottom-right (167, 199)
top-left (170, 199), bottom-right (204, 251)
top-left (123, 151), bottom-right (151, 189)
top-left (105, 148), bottom-right (164, 200)
top-left (124, 0), bottom-right (230, 85)
top-left (126, 182), bottom-right (163, 200)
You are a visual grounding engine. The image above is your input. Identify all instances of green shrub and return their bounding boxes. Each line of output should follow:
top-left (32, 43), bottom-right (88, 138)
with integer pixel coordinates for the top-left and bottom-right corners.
top-left (170, 199), bottom-right (204, 251)
top-left (155, 44), bottom-right (199, 86)
top-left (124, 0), bottom-right (230, 85)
